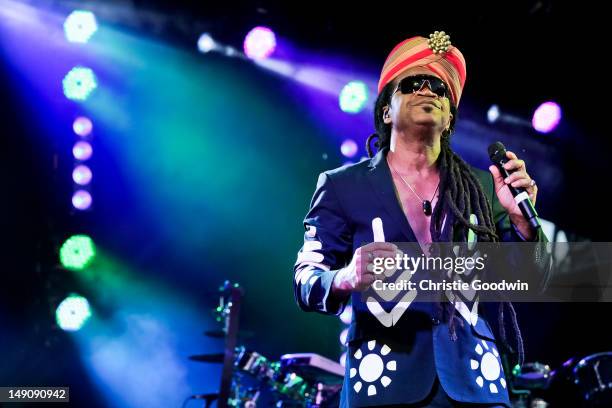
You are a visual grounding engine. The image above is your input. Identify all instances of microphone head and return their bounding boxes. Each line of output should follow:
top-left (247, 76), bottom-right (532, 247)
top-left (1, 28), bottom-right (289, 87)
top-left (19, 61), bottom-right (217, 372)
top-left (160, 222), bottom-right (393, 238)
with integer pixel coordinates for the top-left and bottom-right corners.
top-left (488, 141), bottom-right (507, 163)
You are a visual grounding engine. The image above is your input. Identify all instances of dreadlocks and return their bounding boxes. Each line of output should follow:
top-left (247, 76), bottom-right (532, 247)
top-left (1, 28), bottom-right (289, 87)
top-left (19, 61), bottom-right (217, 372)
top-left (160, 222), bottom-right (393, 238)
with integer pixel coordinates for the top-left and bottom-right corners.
top-left (366, 81), bottom-right (524, 367)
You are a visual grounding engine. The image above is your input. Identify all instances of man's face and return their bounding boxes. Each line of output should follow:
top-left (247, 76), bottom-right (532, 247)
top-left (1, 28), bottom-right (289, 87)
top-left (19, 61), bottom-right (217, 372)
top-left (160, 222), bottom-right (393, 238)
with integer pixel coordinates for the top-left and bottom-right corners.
top-left (383, 67), bottom-right (453, 136)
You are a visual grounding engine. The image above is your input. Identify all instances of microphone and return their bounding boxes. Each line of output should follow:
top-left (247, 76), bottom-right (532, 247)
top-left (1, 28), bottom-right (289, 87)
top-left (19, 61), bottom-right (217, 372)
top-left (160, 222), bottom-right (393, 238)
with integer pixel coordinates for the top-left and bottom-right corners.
top-left (488, 141), bottom-right (541, 230)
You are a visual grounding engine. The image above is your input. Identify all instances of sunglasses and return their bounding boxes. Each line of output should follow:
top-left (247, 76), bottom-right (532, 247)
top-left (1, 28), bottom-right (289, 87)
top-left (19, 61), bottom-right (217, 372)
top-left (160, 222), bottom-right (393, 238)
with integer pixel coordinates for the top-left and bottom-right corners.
top-left (393, 75), bottom-right (450, 99)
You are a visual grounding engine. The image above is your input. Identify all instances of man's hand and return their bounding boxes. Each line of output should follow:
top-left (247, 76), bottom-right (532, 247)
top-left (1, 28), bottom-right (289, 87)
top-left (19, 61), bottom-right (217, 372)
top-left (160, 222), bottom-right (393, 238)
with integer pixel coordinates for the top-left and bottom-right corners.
top-left (332, 242), bottom-right (399, 293)
top-left (488, 150), bottom-right (539, 240)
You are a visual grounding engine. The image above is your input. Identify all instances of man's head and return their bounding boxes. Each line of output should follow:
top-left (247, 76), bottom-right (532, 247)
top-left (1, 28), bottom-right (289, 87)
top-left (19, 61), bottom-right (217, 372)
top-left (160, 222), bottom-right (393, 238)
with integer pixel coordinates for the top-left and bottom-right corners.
top-left (371, 32), bottom-right (466, 148)
top-left (381, 67), bottom-right (455, 138)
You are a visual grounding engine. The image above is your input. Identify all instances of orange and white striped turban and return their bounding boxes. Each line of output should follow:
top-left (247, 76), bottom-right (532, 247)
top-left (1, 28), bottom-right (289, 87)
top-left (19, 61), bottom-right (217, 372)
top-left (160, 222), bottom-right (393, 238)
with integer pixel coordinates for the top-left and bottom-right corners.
top-left (378, 31), bottom-right (467, 106)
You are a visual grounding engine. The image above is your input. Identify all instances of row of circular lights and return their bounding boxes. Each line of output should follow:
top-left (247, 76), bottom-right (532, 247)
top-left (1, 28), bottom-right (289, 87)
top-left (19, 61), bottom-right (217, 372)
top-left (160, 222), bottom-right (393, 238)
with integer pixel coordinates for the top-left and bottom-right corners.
top-left (63, 10), bottom-right (99, 211)
top-left (55, 10), bottom-right (100, 332)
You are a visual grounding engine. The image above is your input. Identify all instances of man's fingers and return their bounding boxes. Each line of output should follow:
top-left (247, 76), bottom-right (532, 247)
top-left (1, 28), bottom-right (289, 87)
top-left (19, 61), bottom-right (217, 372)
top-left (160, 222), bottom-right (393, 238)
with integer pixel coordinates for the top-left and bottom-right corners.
top-left (365, 263), bottom-right (377, 273)
top-left (364, 241), bottom-right (398, 252)
top-left (360, 273), bottom-right (376, 287)
top-left (504, 170), bottom-right (528, 185)
top-left (506, 151), bottom-right (518, 160)
top-left (503, 158), bottom-right (525, 172)
top-left (363, 250), bottom-right (399, 274)
top-left (369, 249), bottom-right (399, 259)
top-left (489, 165), bottom-right (503, 181)
top-left (489, 165), bottom-right (506, 191)
top-left (511, 178), bottom-right (535, 189)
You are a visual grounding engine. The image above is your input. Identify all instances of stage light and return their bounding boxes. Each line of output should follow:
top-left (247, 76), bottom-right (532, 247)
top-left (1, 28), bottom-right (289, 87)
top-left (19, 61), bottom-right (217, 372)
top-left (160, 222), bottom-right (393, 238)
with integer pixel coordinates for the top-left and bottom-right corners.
top-left (532, 101), bottom-right (561, 133)
top-left (73, 116), bottom-right (93, 137)
top-left (340, 352), bottom-right (347, 367)
top-left (224, 46), bottom-right (238, 57)
top-left (487, 105), bottom-right (500, 123)
top-left (339, 81), bottom-right (368, 114)
top-left (340, 139), bottom-right (358, 158)
top-left (197, 33), bottom-right (216, 53)
top-left (73, 141), bottom-right (93, 161)
top-left (64, 10), bottom-right (98, 44)
top-left (56, 294), bottom-right (92, 331)
top-left (339, 328), bottom-right (348, 346)
top-left (339, 305), bottom-right (352, 325)
top-left (73, 165), bottom-right (92, 186)
top-left (72, 190), bottom-right (92, 210)
top-left (243, 26), bottom-right (276, 60)
top-left (63, 67), bottom-right (97, 101)
top-left (60, 234), bottom-right (96, 270)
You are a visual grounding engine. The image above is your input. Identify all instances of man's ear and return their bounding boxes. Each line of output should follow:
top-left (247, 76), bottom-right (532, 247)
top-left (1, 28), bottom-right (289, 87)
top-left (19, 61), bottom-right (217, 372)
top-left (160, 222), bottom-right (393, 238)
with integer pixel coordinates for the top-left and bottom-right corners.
top-left (445, 112), bottom-right (454, 131)
top-left (383, 106), bottom-right (392, 124)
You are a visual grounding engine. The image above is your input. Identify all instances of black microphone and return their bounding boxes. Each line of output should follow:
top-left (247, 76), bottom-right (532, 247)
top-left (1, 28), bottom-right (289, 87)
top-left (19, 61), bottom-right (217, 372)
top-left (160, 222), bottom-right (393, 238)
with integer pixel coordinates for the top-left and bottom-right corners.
top-left (488, 141), bottom-right (541, 230)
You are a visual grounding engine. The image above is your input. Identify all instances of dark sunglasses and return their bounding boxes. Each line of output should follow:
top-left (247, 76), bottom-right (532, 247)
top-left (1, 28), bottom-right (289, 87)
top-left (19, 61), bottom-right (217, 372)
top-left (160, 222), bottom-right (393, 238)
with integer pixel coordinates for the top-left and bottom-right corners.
top-left (393, 75), bottom-right (450, 99)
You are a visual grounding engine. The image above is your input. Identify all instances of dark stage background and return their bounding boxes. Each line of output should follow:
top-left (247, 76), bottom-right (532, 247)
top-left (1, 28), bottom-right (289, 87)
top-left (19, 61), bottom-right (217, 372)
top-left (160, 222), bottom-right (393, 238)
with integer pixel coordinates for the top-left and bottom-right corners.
top-left (1, 1), bottom-right (611, 407)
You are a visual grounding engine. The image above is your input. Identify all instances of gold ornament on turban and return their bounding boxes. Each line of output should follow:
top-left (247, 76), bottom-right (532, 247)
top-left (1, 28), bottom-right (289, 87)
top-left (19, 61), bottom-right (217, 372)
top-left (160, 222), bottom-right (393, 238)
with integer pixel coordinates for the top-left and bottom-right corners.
top-left (427, 31), bottom-right (452, 54)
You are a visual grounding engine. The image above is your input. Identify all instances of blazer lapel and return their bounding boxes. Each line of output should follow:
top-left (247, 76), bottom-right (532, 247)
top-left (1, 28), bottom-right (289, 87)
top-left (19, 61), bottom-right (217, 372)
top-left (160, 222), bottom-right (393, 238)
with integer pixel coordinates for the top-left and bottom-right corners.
top-left (366, 147), bottom-right (418, 243)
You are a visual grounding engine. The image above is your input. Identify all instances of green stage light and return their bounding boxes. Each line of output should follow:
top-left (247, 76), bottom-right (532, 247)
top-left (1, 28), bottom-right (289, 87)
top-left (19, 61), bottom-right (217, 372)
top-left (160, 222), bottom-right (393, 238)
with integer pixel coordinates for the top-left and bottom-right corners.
top-left (56, 294), bottom-right (92, 331)
top-left (64, 10), bottom-right (98, 44)
top-left (339, 81), bottom-right (368, 114)
top-left (60, 234), bottom-right (96, 270)
top-left (63, 66), bottom-right (97, 101)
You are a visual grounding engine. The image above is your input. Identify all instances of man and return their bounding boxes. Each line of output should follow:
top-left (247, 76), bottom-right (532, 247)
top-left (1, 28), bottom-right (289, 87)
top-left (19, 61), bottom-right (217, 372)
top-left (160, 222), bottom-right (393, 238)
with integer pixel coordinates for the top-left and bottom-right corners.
top-left (293, 32), bottom-right (548, 407)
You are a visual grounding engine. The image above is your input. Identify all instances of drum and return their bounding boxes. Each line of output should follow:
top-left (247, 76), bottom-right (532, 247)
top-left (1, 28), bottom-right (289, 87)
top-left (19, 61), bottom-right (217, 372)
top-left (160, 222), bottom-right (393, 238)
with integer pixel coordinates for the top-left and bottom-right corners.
top-left (544, 352), bottom-right (612, 407)
top-left (513, 362), bottom-right (553, 390)
top-left (572, 352), bottom-right (612, 407)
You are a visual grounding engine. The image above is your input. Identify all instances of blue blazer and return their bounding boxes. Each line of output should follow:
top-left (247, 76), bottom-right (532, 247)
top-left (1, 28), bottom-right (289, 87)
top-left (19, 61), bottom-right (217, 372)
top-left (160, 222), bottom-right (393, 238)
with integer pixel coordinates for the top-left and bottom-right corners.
top-left (293, 146), bottom-right (549, 407)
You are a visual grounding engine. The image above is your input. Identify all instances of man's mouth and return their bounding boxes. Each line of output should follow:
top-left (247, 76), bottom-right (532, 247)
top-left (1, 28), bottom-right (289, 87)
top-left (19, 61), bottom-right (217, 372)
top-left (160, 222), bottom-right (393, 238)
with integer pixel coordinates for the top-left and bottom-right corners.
top-left (416, 101), bottom-right (441, 109)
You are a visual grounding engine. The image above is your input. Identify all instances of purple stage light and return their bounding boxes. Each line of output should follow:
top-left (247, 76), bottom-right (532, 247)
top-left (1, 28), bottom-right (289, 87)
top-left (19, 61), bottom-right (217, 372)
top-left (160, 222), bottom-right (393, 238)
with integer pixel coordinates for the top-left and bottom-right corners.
top-left (487, 105), bottom-right (500, 124)
top-left (339, 305), bottom-right (352, 324)
top-left (532, 102), bottom-right (562, 133)
top-left (73, 141), bottom-right (93, 161)
top-left (73, 165), bottom-right (92, 185)
top-left (340, 352), bottom-right (347, 367)
top-left (73, 116), bottom-right (93, 136)
top-left (341, 139), bottom-right (358, 158)
top-left (243, 26), bottom-right (276, 60)
top-left (72, 190), bottom-right (92, 210)
top-left (339, 328), bottom-right (348, 346)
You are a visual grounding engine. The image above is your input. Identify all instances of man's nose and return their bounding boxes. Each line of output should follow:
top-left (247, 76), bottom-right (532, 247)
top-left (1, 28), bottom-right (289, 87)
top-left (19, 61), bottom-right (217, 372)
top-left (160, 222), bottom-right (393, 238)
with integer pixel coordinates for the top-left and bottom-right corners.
top-left (416, 80), bottom-right (437, 97)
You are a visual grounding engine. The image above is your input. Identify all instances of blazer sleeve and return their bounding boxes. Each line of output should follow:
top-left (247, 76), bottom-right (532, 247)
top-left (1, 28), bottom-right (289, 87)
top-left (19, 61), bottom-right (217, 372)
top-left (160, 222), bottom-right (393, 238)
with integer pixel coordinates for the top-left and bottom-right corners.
top-left (484, 171), bottom-right (553, 292)
top-left (293, 172), bottom-right (353, 316)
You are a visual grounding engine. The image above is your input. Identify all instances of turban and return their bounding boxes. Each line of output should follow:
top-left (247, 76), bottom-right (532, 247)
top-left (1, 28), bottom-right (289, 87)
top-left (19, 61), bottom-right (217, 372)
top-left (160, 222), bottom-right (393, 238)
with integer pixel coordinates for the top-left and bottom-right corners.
top-left (377, 31), bottom-right (467, 107)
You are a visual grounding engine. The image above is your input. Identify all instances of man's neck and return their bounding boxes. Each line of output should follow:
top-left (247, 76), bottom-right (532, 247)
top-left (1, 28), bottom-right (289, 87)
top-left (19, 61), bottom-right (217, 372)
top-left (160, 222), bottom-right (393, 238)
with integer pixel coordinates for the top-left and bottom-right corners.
top-left (387, 129), bottom-right (441, 177)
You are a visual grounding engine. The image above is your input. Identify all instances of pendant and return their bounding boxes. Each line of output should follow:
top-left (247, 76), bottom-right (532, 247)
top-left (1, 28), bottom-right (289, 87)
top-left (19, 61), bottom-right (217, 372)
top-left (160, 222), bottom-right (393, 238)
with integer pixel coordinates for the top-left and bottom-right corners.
top-left (423, 200), bottom-right (432, 216)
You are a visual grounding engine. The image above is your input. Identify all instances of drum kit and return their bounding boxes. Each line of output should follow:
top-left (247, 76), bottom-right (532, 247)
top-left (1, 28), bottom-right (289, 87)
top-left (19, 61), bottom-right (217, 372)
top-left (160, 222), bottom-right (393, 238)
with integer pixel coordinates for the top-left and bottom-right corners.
top-left (508, 352), bottom-right (612, 407)
top-left (187, 281), bottom-right (612, 408)
top-left (185, 281), bottom-right (343, 408)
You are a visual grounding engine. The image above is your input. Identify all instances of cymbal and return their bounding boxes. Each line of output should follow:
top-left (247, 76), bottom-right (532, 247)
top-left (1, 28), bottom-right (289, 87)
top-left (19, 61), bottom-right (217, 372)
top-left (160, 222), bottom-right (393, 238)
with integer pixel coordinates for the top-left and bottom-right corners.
top-left (188, 353), bottom-right (224, 363)
top-left (203, 329), bottom-right (254, 339)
